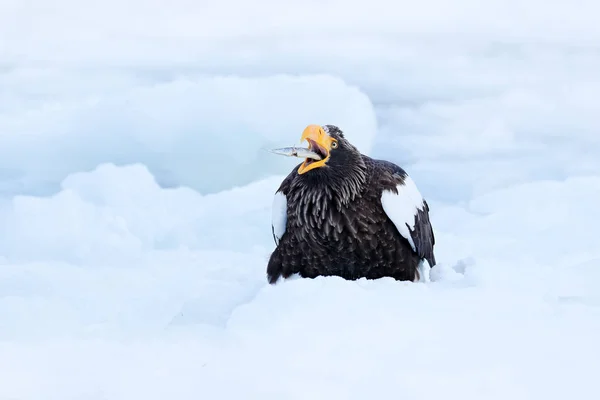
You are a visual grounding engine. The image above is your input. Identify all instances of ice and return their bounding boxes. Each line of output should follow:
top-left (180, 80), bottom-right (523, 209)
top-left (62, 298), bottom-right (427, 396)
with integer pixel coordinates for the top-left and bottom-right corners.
top-left (0, 75), bottom-right (376, 196)
top-left (2, 0), bottom-right (600, 398)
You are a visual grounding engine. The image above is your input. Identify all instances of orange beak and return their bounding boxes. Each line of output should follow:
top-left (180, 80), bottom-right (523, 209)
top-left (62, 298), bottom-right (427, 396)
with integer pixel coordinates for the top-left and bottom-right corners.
top-left (298, 125), bottom-right (337, 174)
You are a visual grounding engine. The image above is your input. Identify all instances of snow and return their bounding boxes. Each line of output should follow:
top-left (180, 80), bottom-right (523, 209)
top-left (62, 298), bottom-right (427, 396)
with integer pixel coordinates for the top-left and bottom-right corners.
top-left (2, 1), bottom-right (600, 399)
top-left (0, 75), bottom-right (376, 196)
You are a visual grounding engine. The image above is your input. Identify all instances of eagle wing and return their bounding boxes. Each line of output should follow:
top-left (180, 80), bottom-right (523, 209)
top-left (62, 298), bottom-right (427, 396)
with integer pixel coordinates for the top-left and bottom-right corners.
top-left (271, 190), bottom-right (287, 246)
top-left (378, 161), bottom-right (436, 268)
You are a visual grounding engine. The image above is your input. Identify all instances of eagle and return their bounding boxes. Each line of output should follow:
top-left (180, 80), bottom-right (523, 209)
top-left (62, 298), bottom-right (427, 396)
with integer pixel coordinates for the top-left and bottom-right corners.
top-left (267, 124), bottom-right (436, 284)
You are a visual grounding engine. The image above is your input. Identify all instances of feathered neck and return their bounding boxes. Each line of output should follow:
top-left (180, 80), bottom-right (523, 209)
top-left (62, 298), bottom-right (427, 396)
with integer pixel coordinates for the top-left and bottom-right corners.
top-left (290, 155), bottom-right (368, 210)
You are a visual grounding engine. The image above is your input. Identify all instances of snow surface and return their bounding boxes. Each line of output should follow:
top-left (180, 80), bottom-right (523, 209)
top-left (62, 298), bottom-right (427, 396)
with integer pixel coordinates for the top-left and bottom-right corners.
top-left (2, 1), bottom-right (600, 399)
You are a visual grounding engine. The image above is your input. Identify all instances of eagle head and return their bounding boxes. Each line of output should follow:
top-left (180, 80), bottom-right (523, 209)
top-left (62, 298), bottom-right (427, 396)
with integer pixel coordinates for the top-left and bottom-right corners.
top-left (297, 124), bottom-right (364, 176)
top-left (288, 124), bottom-right (368, 203)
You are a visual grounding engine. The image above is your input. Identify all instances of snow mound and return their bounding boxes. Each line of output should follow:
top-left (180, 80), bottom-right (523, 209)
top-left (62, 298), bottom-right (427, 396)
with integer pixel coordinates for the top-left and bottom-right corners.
top-left (0, 163), bottom-right (599, 398)
top-left (374, 85), bottom-right (600, 202)
top-left (0, 163), bottom-right (284, 264)
top-left (0, 74), bottom-right (376, 196)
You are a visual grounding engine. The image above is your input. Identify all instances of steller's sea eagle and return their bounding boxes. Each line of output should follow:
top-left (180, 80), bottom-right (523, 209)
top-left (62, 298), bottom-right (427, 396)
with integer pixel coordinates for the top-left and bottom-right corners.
top-left (267, 124), bottom-right (436, 284)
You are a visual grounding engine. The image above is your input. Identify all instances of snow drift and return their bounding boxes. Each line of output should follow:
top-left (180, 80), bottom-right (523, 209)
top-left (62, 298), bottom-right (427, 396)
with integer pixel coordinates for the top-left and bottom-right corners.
top-left (0, 74), bottom-right (376, 196)
top-left (1, 164), bottom-right (599, 399)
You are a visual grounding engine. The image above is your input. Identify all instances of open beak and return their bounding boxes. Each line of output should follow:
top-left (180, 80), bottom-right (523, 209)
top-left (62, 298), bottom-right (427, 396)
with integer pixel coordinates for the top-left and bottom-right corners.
top-left (298, 125), bottom-right (336, 174)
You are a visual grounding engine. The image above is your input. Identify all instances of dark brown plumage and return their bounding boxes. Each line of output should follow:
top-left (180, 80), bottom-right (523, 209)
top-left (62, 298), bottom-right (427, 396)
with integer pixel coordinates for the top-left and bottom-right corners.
top-left (267, 125), bottom-right (436, 284)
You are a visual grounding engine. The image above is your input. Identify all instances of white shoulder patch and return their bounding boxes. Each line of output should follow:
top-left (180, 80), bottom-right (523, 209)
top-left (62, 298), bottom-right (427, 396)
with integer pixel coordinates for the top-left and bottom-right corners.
top-left (380, 175), bottom-right (425, 252)
top-left (271, 191), bottom-right (287, 245)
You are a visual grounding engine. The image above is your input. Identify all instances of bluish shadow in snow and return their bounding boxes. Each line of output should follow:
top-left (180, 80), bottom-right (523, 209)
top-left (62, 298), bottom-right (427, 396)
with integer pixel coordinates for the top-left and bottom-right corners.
top-left (0, 74), bottom-right (376, 198)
